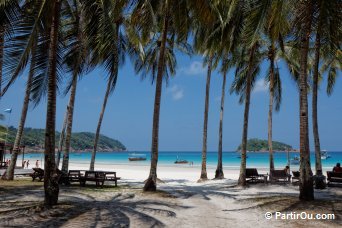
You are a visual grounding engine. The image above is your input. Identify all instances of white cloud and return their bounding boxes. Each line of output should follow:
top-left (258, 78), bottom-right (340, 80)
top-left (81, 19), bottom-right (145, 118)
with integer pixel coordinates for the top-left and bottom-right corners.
top-left (253, 79), bottom-right (269, 93)
top-left (180, 61), bottom-right (206, 76)
top-left (167, 85), bottom-right (184, 101)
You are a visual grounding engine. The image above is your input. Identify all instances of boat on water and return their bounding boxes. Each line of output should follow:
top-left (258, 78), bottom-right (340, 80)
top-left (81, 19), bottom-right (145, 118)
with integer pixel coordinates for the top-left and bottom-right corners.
top-left (237, 155), bottom-right (248, 159)
top-left (290, 156), bottom-right (300, 165)
top-left (128, 153), bottom-right (147, 161)
top-left (174, 156), bottom-right (189, 164)
top-left (321, 150), bottom-right (331, 160)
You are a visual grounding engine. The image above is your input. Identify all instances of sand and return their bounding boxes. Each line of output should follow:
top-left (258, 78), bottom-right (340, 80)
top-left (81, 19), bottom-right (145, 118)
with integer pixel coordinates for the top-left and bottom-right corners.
top-left (0, 163), bottom-right (341, 228)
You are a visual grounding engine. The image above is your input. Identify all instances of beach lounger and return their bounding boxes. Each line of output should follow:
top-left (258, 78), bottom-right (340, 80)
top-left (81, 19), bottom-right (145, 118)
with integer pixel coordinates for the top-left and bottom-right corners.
top-left (326, 171), bottom-right (342, 186)
top-left (292, 171), bottom-right (300, 184)
top-left (29, 168), bottom-right (44, 181)
top-left (270, 170), bottom-right (290, 183)
top-left (246, 168), bottom-right (268, 183)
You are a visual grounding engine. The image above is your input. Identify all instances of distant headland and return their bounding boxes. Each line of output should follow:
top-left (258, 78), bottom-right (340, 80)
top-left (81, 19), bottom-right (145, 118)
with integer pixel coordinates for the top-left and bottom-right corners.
top-left (237, 138), bottom-right (297, 152)
top-left (4, 127), bottom-right (126, 152)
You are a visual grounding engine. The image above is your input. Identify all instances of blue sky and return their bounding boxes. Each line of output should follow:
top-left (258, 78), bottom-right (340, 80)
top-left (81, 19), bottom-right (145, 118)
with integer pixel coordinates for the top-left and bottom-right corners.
top-left (1, 52), bottom-right (341, 151)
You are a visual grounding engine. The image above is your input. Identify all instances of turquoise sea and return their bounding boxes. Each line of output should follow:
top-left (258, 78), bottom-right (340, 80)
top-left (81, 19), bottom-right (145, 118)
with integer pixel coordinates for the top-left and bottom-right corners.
top-left (18, 151), bottom-right (342, 170)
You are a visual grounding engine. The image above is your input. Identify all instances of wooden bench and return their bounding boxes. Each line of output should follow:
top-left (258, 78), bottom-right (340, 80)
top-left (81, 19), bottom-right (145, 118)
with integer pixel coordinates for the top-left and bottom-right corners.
top-left (327, 171), bottom-right (342, 186)
top-left (270, 170), bottom-right (290, 183)
top-left (29, 168), bottom-right (44, 181)
top-left (80, 171), bottom-right (106, 187)
top-left (246, 168), bottom-right (267, 183)
top-left (104, 172), bottom-right (121, 187)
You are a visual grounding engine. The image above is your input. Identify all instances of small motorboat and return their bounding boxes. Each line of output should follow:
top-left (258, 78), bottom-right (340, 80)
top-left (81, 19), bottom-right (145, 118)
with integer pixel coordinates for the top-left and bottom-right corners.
top-left (321, 150), bottom-right (330, 160)
top-left (290, 156), bottom-right (300, 165)
top-left (128, 153), bottom-right (147, 161)
top-left (237, 155), bottom-right (248, 159)
top-left (174, 156), bottom-right (188, 164)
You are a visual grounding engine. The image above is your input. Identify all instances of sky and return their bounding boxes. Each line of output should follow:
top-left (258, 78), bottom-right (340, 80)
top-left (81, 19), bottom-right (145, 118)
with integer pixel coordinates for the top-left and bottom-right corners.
top-left (1, 52), bottom-right (341, 152)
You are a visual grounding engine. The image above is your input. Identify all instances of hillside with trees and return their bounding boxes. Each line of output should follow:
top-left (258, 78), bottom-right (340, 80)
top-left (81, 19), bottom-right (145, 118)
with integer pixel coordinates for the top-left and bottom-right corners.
top-left (3, 127), bottom-right (126, 152)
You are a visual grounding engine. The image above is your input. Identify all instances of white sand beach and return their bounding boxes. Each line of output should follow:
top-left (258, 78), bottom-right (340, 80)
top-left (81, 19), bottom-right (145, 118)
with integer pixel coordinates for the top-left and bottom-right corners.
top-left (1, 163), bottom-right (341, 228)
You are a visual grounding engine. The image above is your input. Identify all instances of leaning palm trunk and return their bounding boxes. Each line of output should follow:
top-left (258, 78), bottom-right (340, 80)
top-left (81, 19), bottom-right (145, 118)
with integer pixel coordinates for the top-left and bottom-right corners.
top-left (215, 70), bottom-right (227, 179)
top-left (268, 44), bottom-right (275, 173)
top-left (238, 44), bottom-right (257, 187)
top-left (6, 41), bottom-right (37, 180)
top-left (44, 0), bottom-right (61, 207)
top-left (199, 55), bottom-right (213, 181)
top-left (56, 107), bottom-right (68, 167)
top-left (89, 77), bottom-right (112, 171)
top-left (0, 27), bottom-right (4, 99)
top-left (312, 21), bottom-right (322, 175)
top-left (143, 12), bottom-right (169, 192)
top-left (298, 2), bottom-right (314, 201)
top-left (61, 72), bottom-right (78, 173)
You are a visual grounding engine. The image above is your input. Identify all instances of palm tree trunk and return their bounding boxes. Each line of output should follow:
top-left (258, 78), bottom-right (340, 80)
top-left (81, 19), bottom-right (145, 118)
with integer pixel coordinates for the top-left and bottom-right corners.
top-left (215, 69), bottom-right (227, 179)
top-left (298, 1), bottom-right (314, 201)
top-left (56, 106), bottom-right (68, 167)
top-left (61, 72), bottom-right (78, 173)
top-left (199, 55), bottom-right (213, 181)
top-left (44, 0), bottom-right (61, 207)
top-left (6, 40), bottom-right (37, 180)
top-left (238, 44), bottom-right (257, 187)
top-left (312, 18), bottom-right (322, 175)
top-left (143, 11), bottom-right (169, 192)
top-left (90, 77), bottom-right (111, 171)
top-left (268, 43), bottom-right (275, 173)
top-left (0, 27), bottom-right (4, 100)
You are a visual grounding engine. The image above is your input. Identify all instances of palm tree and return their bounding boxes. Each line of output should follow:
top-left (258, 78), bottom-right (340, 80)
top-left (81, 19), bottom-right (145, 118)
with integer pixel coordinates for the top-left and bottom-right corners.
top-left (215, 57), bottom-right (229, 179)
top-left (5, 38), bottom-right (37, 180)
top-left (231, 44), bottom-right (262, 186)
top-left (61, 0), bottom-right (88, 173)
top-left (56, 108), bottom-right (68, 167)
top-left (311, 0), bottom-right (341, 175)
top-left (131, 0), bottom-right (199, 191)
top-left (295, 0), bottom-right (314, 201)
top-left (0, 0), bottom-right (21, 100)
top-left (83, 0), bottom-right (128, 171)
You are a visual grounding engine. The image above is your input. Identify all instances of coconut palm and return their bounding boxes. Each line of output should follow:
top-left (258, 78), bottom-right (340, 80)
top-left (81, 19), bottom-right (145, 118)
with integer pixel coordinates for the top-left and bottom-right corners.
top-left (5, 38), bottom-right (37, 180)
top-left (130, 0), bottom-right (213, 190)
top-left (82, 0), bottom-right (128, 171)
top-left (294, 0), bottom-right (315, 200)
top-left (311, 0), bottom-right (342, 174)
top-left (0, 0), bottom-right (21, 99)
top-left (61, 0), bottom-right (89, 173)
top-left (231, 44), bottom-right (263, 186)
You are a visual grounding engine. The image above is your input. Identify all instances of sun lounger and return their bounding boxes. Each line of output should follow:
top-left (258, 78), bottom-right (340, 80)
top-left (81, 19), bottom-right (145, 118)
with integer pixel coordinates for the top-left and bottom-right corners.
top-left (292, 171), bottom-right (300, 184)
top-left (246, 168), bottom-right (268, 183)
top-left (270, 170), bottom-right (290, 183)
top-left (326, 171), bottom-right (342, 186)
top-left (29, 168), bottom-right (44, 181)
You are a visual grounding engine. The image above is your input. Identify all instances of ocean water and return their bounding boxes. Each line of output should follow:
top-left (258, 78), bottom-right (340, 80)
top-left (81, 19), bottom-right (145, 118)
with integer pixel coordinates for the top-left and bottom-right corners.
top-left (17, 151), bottom-right (342, 170)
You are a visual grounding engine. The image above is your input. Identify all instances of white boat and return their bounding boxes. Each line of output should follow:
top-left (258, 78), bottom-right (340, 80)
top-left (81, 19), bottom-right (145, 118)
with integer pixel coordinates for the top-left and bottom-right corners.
top-left (321, 150), bottom-right (330, 160)
top-left (128, 153), bottom-right (147, 161)
top-left (290, 156), bottom-right (300, 165)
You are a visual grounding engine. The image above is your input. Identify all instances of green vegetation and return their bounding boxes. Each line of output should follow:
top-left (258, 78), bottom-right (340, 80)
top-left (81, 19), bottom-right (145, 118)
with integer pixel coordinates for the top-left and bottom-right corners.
top-left (237, 138), bottom-right (293, 152)
top-left (5, 126), bottom-right (126, 152)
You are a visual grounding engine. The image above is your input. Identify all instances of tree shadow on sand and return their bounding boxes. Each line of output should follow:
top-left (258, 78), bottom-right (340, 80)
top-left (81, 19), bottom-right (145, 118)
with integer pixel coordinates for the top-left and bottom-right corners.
top-left (0, 186), bottom-right (191, 228)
